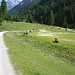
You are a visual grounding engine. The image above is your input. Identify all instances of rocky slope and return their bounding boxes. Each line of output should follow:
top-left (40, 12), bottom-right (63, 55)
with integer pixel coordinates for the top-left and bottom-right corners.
top-left (7, 0), bottom-right (22, 11)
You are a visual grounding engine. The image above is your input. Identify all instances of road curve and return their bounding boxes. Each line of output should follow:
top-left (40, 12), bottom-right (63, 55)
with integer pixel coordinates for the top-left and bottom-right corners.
top-left (0, 31), bottom-right (17, 75)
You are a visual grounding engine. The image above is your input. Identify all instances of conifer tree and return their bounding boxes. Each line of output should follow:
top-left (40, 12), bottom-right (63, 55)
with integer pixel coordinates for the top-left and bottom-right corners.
top-left (47, 9), bottom-right (54, 25)
top-left (27, 14), bottom-right (33, 23)
top-left (1, 0), bottom-right (7, 20)
top-left (0, 7), bottom-right (3, 25)
top-left (63, 16), bottom-right (68, 28)
top-left (70, 0), bottom-right (73, 19)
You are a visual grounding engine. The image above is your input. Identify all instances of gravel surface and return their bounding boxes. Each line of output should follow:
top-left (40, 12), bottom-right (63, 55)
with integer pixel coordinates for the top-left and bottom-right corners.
top-left (0, 31), bottom-right (17, 75)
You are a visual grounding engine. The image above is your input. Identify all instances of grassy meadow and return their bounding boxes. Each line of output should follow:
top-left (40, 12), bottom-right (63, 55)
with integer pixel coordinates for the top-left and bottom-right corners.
top-left (0, 21), bottom-right (46, 31)
top-left (2, 21), bottom-right (75, 75)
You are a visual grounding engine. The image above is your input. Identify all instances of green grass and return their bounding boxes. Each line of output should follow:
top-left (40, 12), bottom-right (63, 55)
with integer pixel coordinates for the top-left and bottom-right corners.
top-left (0, 21), bottom-right (46, 31)
top-left (56, 34), bottom-right (75, 40)
top-left (4, 31), bottom-right (75, 75)
top-left (47, 28), bottom-right (73, 33)
top-left (0, 21), bottom-right (73, 33)
top-left (16, 32), bottom-right (75, 61)
top-left (3, 21), bottom-right (75, 75)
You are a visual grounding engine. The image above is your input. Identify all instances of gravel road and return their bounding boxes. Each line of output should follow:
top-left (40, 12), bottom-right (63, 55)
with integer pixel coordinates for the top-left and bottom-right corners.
top-left (0, 31), bottom-right (17, 75)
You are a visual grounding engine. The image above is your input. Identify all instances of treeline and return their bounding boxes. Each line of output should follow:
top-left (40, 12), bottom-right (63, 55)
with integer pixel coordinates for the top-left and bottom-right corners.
top-left (0, 0), bottom-right (7, 25)
top-left (9, 0), bottom-right (75, 28)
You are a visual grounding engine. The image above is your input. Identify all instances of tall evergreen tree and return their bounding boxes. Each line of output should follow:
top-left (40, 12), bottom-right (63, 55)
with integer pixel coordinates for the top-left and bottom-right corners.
top-left (1, 0), bottom-right (7, 20)
top-left (47, 9), bottom-right (54, 25)
top-left (27, 14), bottom-right (33, 23)
top-left (70, 0), bottom-right (73, 19)
top-left (63, 16), bottom-right (68, 28)
top-left (0, 7), bottom-right (3, 25)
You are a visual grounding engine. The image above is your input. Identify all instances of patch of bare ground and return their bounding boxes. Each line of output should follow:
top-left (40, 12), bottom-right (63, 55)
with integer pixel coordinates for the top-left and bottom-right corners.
top-left (62, 39), bottom-right (75, 42)
top-left (37, 29), bottom-right (75, 43)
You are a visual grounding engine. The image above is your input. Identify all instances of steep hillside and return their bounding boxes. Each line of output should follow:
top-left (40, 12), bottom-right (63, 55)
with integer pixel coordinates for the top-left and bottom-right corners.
top-left (9, 0), bottom-right (40, 15)
top-left (7, 0), bottom-right (22, 11)
top-left (9, 0), bottom-right (75, 28)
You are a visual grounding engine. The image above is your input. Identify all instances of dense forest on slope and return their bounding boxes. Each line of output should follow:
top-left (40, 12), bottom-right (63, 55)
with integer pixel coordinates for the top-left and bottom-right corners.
top-left (8, 0), bottom-right (40, 15)
top-left (9, 0), bottom-right (75, 28)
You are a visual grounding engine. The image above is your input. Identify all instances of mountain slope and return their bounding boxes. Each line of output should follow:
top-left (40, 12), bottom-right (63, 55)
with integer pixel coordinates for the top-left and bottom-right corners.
top-left (9, 0), bottom-right (40, 14)
top-left (8, 0), bottom-right (75, 28)
top-left (7, 0), bottom-right (22, 11)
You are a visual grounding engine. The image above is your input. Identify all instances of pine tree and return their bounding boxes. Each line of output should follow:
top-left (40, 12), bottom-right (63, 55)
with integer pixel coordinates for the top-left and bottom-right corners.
top-left (70, 0), bottom-right (73, 20)
top-left (47, 9), bottom-right (54, 25)
top-left (27, 14), bottom-right (33, 23)
top-left (63, 16), bottom-right (68, 28)
top-left (0, 7), bottom-right (3, 25)
top-left (1, 0), bottom-right (7, 20)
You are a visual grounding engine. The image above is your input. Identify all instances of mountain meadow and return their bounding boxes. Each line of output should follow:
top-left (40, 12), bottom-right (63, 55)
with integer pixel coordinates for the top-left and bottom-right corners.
top-left (0, 0), bottom-right (75, 75)
top-left (0, 21), bottom-right (75, 75)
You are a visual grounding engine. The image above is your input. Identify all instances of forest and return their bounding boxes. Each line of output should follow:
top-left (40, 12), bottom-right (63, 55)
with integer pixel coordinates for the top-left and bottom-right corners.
top-left (1, 0), bottom-right (75, 28)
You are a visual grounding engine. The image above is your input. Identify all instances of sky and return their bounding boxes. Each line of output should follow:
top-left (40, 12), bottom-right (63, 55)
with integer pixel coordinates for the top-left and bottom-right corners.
top-left (0, 0), bottom-right (23, 2)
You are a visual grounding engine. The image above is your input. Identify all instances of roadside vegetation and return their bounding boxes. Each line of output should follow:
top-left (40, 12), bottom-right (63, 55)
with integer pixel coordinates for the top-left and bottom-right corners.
top-left (3, 22), bottom-right (75, 75)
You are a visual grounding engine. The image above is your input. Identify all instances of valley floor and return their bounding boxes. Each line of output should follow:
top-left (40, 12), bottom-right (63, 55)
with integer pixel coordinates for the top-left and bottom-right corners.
top-left (4, 29), bottom-right (75, 75)
top-left (1, 22), bottom-right (75, 75)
